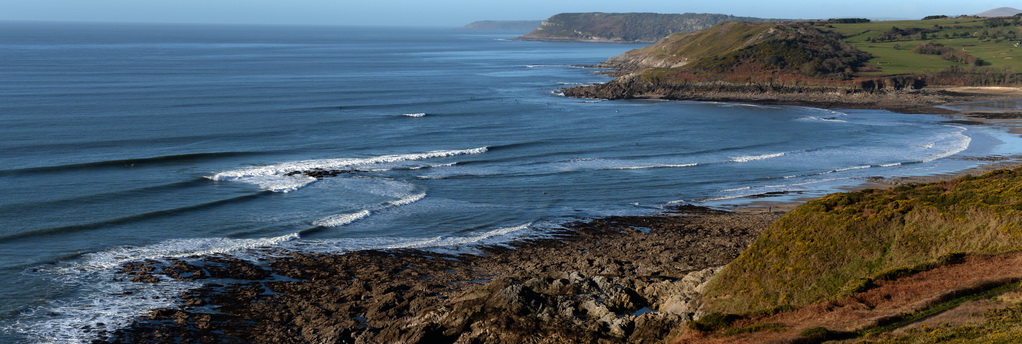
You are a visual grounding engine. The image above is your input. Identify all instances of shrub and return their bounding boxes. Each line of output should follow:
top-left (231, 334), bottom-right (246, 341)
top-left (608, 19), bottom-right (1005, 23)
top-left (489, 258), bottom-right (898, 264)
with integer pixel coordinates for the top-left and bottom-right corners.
top-left (688, 312), bottom-right (741, 332)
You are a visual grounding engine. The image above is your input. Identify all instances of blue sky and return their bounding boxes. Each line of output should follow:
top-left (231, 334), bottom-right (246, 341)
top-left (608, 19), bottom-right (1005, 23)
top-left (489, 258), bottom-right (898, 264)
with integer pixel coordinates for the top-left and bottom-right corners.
top-left (0, 0), bottom-right (1014, 26)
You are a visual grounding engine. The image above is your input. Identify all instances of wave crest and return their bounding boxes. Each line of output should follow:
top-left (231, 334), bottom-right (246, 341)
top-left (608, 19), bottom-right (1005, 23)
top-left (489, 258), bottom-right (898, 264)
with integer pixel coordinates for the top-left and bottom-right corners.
top-left (730, 152), bottom-right (785, 163)
top-left (312, 210), bottom-right (372, 228)
top-left (209, 147), bottom-right (488, 192)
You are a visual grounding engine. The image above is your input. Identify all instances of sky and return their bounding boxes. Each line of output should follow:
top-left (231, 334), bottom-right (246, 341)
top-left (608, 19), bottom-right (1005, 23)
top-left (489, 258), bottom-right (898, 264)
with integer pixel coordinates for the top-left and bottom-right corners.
top-left (0, 0), bottom-right (1016, 27)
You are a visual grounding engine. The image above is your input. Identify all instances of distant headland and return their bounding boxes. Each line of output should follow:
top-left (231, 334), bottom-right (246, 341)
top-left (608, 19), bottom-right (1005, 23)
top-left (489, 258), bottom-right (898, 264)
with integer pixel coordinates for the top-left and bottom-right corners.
top-left (515, 12), bottom-right (783, 43)
top-left (460, 20), bottom-right (543, 31)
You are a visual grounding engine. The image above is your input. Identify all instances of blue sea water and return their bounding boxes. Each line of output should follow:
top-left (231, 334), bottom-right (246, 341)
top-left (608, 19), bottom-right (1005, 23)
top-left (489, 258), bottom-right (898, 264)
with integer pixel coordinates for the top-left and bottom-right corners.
top-left (0, 22), bottom-right (1019, 343)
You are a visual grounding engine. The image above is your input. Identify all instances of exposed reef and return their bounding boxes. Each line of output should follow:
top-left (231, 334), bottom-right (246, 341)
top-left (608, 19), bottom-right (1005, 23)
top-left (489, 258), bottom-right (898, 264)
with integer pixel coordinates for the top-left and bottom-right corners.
top-left (100, 208), bottom-right (779, 343)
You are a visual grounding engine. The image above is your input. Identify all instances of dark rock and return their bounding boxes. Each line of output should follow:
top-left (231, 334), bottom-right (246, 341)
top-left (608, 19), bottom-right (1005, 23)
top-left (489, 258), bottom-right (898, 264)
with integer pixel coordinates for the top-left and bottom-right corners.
top-left (101, 211), bottom-right (779, 343)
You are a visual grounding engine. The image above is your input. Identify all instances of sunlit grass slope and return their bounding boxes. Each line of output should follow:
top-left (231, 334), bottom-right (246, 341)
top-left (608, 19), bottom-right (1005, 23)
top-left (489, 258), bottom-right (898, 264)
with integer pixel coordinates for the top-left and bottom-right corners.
top-left (704, 168), bottom-right (1022, 315)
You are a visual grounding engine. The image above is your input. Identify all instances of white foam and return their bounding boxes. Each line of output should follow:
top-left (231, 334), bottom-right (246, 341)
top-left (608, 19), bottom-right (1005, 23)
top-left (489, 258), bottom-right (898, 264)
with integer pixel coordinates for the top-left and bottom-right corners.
top-left (607, 163), bottom-right (698, 170)
top-left (293, 222), bottom-right (546, 255)
top-left (313, 210), bottom-right (371, 228)
top-left (386, 192), bottom-right (426, 206)
top-left (798, 116), bottom-right (848, 123)
top-left (15, 232), bottom-right (302, 344)
top-left (409, 162), bottom-right (456, 170)
top-left (395, 223), bottom-right (535, 249)
top-left (829, 165), bottom-right (873, 173)
top-left (703, 177), bottom-right (850, 203)
top-left (722, 186), bottom-right (752, 192)
top-left (14, 275), bottom-right (201, 344)
top-left (402, 112), bottom-right (426, 118)
top-left (209, 147), bottom-right (488, 192)
top-left (879, 162), bottom-right (902, 167)
top-left (700, 194), bottom-right (756, 202)
top-left (68, 233), bottom-right (300, 272)
top-left (525, 64), bottom-right (569, 68)
top-left (730, 152), bottom-right (785, 163)
top-left (241, 174), bottom-right (317, 193)
top-left (920, 126), bottom-right (971, 163)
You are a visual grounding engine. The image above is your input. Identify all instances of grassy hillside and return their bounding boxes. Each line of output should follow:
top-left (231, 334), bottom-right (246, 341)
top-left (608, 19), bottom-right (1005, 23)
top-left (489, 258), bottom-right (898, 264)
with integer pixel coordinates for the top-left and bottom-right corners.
top-left (828, 16), bottom-right (1022, 74)
top-left (613, 22), bottom-right (775, 67)
top-left (702, 168), bottom-right (1022, 315)
top-left (616, 21), bottom-right (874, 87)
top-left (518, 12), bottom-right (776, 43)
top-left (596, 16), bottom-right (1022, 90)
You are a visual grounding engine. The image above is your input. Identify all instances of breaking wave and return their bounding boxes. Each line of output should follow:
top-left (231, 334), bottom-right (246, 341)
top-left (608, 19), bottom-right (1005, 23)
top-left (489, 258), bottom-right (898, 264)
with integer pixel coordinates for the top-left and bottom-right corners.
top-left (312, 210), bottom-right (372, 228)
top-left (209, 147), bottom-right (488, 192)
top-left (730, 152), bottom-right (786, 163)
top-left (606, 163), bottom-right (698, 170)
top-left (386, 193), bottom-right (426, 207)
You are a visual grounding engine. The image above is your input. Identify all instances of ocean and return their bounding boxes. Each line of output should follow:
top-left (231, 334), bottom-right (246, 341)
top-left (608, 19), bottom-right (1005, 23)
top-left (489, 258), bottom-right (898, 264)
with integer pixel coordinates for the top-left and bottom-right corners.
top-left (0, 21), bottom-right (1019, 343)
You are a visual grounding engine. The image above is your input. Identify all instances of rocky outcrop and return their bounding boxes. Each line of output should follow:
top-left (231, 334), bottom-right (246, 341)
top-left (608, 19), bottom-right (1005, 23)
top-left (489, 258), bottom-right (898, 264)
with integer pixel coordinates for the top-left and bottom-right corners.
top-left (563, 76), bottom-right (960, 114)
top-left (101, 209), bottom-right (779, 343)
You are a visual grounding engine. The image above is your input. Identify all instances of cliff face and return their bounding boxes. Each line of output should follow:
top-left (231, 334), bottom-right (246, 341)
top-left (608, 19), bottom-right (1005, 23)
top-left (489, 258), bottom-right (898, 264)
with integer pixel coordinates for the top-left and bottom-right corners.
top-left (517, 12), bottom-right (777, 43)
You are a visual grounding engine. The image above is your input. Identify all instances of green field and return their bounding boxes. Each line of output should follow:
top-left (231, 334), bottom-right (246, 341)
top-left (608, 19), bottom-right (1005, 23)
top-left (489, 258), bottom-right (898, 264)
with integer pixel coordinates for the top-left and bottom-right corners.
top-left (825, 17), bottom-right (1022, 74)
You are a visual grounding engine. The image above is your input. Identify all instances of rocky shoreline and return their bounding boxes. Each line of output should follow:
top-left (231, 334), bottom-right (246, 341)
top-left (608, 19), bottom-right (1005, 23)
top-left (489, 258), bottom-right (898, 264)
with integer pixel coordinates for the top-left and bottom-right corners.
top-left (560, 75), bottom-right (1022, 115)
top-left (97, 207), bottom-right (778, 343)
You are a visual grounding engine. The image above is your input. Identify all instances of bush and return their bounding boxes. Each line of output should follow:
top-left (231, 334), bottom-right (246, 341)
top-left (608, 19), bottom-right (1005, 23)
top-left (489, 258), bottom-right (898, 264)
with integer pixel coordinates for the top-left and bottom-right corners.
top-left (799, 326), bottom-right (831, 338)
top-left (688, 312), bottom-right (741, 332)
top-left (913, 42), bottom-right (988, 66)
top-left (828, 18), bottom-right (871, 24)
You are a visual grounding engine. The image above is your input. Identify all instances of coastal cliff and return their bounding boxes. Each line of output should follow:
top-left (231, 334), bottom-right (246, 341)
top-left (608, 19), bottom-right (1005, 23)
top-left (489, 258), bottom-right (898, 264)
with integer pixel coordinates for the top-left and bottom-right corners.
top-left (517, 12), bottom-right (777, 43)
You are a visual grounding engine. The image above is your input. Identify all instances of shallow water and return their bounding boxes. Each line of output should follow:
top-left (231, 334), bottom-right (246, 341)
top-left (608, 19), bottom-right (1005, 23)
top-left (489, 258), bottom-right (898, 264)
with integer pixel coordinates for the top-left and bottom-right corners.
top-left (1, 22), bottom-right (1020, 343)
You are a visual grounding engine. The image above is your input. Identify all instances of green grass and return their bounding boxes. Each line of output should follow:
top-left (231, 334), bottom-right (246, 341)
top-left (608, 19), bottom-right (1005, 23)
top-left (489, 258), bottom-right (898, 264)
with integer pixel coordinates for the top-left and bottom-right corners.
top-left (626, 22), bottom-right (773, 62)
top-left (825, 18), bottom-right (1022, 74)
top-left (855, 43), bottom-right (953, 74)
top-left (702, 168), bottom-right (1022, 315)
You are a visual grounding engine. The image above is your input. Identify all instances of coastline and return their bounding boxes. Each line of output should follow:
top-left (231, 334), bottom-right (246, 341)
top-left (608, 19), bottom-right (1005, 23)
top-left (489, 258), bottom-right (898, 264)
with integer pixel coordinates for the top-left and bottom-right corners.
top-left (96, 94), bottom-right (1022, 343)
top-left (562, 79), bottom-right (1022, 116)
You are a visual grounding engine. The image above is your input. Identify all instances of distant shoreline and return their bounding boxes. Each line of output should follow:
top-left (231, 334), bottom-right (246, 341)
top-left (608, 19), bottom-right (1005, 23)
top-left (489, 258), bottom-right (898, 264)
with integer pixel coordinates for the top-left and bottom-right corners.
top-left (563, 78), bottom-right (1022, 116)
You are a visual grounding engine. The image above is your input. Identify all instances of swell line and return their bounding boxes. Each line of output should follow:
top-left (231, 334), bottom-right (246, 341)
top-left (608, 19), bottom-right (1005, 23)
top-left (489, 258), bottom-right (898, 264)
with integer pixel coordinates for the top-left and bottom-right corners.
top-left (0, 178), bottom-right (211, 214)
top-left (0, 192), bottom-right (270, 242)
top-left (0, 152), bottom-right (265, 176)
